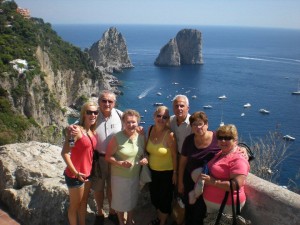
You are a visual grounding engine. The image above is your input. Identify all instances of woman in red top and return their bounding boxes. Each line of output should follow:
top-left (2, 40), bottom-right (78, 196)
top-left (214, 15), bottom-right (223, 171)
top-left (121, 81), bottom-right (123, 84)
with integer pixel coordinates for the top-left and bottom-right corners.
top-left (62, 101), bottom-right (98, 225)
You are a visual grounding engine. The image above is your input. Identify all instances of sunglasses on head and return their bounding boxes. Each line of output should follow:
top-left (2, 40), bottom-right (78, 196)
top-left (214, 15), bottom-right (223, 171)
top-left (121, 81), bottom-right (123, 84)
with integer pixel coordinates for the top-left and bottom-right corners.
top-left (101, 99), bottom-right (114, 104)
top-left (86, 110), bottom-right (99, 115)
top-left (156, 114), bottom-right (169, 120)
top-left (217, 136), bottom-right (234, 141)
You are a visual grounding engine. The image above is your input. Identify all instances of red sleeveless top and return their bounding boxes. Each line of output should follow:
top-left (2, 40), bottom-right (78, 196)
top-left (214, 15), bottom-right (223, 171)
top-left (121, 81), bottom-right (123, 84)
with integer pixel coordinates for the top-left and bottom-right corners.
top-left (64, 133), bottom-right (97, 178)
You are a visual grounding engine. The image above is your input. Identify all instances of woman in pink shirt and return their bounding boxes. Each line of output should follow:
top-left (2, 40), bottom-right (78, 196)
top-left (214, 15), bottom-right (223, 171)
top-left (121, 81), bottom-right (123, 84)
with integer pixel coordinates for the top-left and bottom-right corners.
top-left (61, 101), bottom-right (98, 225)
top-left (201, 124), bottom-right (250, 214)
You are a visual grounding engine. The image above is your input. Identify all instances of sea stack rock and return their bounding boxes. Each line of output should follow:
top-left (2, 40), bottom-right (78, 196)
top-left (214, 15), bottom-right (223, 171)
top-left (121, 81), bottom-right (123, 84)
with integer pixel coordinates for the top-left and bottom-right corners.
top-left (155, 29), bottom-right (203, 66)
top-left (88, 27), bottom-right (134, 73)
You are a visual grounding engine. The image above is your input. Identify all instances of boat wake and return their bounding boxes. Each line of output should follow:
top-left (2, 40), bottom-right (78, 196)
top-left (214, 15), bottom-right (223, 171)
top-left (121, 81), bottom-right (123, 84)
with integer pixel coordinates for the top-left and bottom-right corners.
top-left (138, 85), bottom-right (155, 99)
top-left (237, 56), bottom-right (300, 65)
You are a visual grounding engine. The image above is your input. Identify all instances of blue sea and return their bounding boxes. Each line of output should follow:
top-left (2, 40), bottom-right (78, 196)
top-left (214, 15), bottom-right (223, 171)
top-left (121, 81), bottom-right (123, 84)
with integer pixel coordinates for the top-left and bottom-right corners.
top-left (53, 24), bottom-right (300, 188)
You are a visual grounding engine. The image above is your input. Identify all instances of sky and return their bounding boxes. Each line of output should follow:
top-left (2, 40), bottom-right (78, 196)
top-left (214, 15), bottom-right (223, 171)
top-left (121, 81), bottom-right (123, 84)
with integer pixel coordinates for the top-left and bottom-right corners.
top-left (15, 0), bottom-right (300, 30)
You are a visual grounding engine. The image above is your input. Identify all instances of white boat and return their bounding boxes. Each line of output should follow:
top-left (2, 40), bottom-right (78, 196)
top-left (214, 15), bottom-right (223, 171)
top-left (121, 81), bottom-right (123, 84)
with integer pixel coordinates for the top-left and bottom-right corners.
top-left (291, 80), bottom-right (300, 95)
top-left (191, 95), bottom-right (197, 99)
top-left (283, 135), bottom-right (295, 141)
top-left (157, 92), bottom-right (162, 96)
top-left (241, 113), bottom-right (245, 117)
top-left (220, 121), bottom-right (224, 126)
top-left (203, 105), bottom-right (213, 109)
top-left (139, 121), bottom-right (146, 124)
top-left (153, 102), bottom-right (164, 106)
top-left (243, 103), bottom-right (251, 108)
top-left (292, 91), bottom-right (300, 95)
top-left (259, 109), bottom-right (270, 114)
top-left (218, 95), bottom-right (227, 99)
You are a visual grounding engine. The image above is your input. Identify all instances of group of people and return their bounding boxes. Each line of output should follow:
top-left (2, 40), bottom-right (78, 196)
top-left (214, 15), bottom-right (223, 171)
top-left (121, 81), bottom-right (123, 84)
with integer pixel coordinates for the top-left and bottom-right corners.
top-left (61, 90), bottom-right (250, 225)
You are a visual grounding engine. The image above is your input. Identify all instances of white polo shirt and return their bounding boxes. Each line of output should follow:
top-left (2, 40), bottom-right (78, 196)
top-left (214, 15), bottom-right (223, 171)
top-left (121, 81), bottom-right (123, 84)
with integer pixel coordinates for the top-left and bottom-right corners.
top-left (95, 108), bottom-right (123, 154)
top-left (170, 114), bottom-right (191, 154)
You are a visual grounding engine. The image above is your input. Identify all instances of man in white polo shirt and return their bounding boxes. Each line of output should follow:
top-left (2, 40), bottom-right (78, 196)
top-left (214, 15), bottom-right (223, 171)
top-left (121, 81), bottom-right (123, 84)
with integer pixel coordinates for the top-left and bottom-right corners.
top-left (92, 90), bottom-right (122, 225)
top-left (170, 95), bottom-right (191, 154)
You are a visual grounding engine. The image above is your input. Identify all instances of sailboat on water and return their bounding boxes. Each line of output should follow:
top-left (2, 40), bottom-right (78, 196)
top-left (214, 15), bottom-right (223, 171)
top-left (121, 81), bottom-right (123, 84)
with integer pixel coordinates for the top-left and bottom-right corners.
top-left (291, 79), bottom-right (300, 95)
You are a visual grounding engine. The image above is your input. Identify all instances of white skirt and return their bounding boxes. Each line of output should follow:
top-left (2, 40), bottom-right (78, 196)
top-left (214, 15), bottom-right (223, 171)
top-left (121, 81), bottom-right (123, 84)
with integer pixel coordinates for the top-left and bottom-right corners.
top-left (111, 175), bottom-right (139, 212)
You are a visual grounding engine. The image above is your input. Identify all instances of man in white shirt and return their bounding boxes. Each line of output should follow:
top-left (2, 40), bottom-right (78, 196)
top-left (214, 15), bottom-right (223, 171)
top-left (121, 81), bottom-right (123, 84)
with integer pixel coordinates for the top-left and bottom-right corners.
top-left (92, 90), bottom-right (122, 225)
top-left (170, 95), bottom-right (192, 154)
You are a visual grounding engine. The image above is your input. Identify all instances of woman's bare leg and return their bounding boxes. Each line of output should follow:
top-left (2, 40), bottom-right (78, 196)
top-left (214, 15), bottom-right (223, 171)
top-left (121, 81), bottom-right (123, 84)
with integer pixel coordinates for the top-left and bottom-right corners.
top-left (68, 186), bottom-right (85, 225)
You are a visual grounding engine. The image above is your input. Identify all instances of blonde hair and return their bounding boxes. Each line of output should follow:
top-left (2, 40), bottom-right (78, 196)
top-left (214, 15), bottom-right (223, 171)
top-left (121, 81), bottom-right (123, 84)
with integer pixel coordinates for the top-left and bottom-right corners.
top-left (79, 101), bottom-right (98, 131)
top-left (216, 124), bottom-right (238, 140)
top-left (122, 109), bottom-right (140, 123)
top-left (153, 106), bottom-right (170, 117)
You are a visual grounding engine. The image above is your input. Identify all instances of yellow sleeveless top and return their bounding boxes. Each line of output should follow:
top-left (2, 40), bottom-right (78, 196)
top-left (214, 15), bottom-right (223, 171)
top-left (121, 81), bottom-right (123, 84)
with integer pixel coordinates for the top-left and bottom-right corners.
top-left (146, 131), bottom-right (173, 171)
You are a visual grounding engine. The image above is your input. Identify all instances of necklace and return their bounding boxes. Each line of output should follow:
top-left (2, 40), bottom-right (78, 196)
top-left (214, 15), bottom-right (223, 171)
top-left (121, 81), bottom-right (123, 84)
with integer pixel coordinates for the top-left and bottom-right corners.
top-left (152, 127), bottom-right (165, 143)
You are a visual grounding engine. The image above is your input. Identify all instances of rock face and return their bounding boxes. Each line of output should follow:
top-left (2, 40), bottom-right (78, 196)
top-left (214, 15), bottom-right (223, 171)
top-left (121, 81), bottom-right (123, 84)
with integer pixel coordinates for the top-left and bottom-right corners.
top-left (0, 142), bottom-right (154, 225)
top-left (88, 27), bottom-right (134, 73)
top-left (0, 142), bottom-right (70, 225)
top-left (155, 29), bottom-right (203, 66)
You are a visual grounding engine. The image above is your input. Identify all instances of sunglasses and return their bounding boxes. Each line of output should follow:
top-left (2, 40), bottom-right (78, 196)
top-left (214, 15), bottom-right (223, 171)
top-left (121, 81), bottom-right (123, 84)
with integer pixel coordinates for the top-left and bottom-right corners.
top-left (86, 110), bottom-right (99, 115)
top-left (217, 136), bottom-right (234, 141)
top-left (101, 99), bottom-right (114, 104)
top-left (156, 114), bottom-right (169, 120)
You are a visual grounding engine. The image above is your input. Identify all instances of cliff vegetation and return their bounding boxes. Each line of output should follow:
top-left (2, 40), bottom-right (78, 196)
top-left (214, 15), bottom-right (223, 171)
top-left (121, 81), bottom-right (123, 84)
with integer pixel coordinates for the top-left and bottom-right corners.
top-left (0, 1), bottom-right (106, 145)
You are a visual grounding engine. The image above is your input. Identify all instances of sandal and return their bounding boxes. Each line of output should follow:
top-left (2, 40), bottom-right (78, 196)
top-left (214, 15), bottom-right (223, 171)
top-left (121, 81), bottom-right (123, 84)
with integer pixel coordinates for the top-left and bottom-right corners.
top-left (149, 218), bottom-right (160, 225)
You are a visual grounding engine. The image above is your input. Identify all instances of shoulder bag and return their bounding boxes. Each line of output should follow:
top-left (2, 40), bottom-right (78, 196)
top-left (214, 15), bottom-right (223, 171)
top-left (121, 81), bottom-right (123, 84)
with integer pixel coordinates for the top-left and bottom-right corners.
top-left (87, 133), bottom-right (102, 179)
top-left (139, 125), bottom-right (153, 187)
top-left (204, 179), bottom-right (251, 225)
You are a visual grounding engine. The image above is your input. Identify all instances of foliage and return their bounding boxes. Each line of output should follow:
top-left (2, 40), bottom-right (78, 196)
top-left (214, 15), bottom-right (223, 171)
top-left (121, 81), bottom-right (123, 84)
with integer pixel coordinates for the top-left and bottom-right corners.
top-left (248, 131), bottom-right (299, 193)
top-left (0, 1), bottom-right (102, 145)
top-left (0, 96), bottom-right (32, 145)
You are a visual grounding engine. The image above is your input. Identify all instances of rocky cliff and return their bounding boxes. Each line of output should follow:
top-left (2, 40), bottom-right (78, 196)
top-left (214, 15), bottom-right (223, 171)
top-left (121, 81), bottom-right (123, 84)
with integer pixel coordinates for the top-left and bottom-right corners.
top-left (88, 27), bottom-right (134, 73)
top-left (0, 142), bottom-right (153, 225)
top-left (155, 29), bottom-right (203, 66)
top-left (0, 1), bottom-right (129, 145)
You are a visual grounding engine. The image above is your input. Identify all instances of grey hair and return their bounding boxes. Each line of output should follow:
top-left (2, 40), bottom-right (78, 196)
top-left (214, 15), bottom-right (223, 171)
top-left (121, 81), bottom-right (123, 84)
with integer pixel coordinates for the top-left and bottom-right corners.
top-left (98, 90), bottom-right (116, 102)
top-left (172, 94), bottom-right (189, 107)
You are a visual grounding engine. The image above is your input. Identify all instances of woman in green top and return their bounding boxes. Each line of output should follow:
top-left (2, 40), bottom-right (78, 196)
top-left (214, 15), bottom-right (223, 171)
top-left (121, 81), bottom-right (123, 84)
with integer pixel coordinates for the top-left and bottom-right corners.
top-left (106, 109), bottom-right (148, 225)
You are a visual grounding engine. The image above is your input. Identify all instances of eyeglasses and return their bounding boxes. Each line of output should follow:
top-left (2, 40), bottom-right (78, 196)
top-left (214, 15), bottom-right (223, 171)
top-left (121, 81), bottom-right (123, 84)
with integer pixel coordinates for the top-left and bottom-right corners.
top-left (217, 136), bottom-right (234, 141)
top-left (156, 114), bottom-right (169, 120)
top-left (192, 122), bottom-right (205, 128)
top-left (86, 110), bottom-right (99, 115)
top-left (101, 99), bottom-right (114, 104)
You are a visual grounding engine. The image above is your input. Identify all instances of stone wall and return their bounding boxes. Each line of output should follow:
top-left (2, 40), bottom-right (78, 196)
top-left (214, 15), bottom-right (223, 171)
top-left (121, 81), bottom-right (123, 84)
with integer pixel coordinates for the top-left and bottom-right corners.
top-left (243, 173), bottom-right (300, 225)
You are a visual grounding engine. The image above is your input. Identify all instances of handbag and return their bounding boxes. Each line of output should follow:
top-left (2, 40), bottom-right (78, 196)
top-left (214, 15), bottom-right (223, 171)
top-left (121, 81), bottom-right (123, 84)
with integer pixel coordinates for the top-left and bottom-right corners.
top-left (171, 196), bottom-right (185, 225)
top-left (87, 133), bottom-right (102, 178)
top-left (237, 143), bottom-right (255, 162)
top-left (139, 164), bottom-right (152, 187)
top-left (204, 179), bottom-right (251, 225)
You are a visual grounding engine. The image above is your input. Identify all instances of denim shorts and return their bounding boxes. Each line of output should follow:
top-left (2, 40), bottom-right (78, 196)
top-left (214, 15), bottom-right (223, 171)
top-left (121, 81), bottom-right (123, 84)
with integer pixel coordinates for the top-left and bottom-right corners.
top-left (64, 174), bottom-right (84, 188)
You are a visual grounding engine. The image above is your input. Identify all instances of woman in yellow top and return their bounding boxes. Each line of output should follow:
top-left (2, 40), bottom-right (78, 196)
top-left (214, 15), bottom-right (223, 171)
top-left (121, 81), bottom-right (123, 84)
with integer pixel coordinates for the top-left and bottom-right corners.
top-left (147, 106), bottom-right (177, 225)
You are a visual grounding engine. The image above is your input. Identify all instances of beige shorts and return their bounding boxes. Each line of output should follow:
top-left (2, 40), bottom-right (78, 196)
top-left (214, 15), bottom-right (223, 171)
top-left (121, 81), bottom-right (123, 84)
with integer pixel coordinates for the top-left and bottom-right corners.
top-left (91, 156), bottom-right (111, 192)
